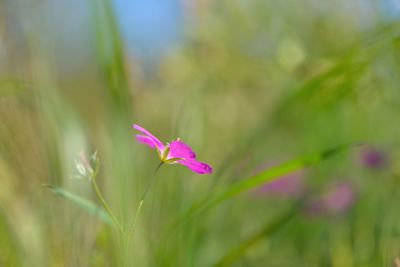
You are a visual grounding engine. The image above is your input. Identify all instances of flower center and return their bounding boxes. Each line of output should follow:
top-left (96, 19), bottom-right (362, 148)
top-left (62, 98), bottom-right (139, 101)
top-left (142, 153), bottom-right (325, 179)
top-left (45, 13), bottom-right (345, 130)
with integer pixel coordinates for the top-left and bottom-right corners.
top-left (157, 145), bottom-right (182, 164)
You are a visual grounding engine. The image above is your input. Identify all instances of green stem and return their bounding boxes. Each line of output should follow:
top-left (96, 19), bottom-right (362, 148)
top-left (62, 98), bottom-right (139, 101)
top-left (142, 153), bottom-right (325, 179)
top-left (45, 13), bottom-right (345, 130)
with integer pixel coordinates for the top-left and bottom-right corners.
top-left (91, 178), bottom-right (123, 233)
top-left (126, 162), bottom-right (163, 241)
top-left (128, 199), bottom-right (144, 239)
top-left (154, 161), bottom-right (164, 174)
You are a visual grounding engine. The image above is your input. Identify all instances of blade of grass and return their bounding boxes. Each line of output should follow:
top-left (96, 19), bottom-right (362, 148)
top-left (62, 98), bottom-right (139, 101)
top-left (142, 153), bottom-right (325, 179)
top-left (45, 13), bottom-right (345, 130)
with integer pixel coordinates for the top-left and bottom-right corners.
top-left (214, 206), bottom-right (298, 267)
top-left (182, 143), bottom-right (357, 223)
top-left (43, 184), bottom-right (113, 225)
top-left (209, 27), bottom-right (399, 189)
top-left (91, 0), bottom-right (131, 114)
top-left (0, 204), bottom-right (23, 267)
top-left (208, 56), bottom-right (361, 191)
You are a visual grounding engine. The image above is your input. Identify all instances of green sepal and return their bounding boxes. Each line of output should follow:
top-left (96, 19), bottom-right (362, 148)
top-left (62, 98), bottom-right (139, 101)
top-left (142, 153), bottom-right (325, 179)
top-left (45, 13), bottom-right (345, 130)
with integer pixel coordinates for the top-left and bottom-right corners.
top-left (164, 157), bottom-right (182, 164)
top-left (161, 146), bottom-right (170, 161)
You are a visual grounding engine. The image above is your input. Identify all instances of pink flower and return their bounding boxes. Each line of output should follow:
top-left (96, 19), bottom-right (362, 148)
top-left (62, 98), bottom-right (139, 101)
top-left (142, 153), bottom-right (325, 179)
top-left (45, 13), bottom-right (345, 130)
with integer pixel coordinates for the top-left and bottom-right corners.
top-left (251, 161), bottom-right (305, 198)
top-left (358, 146), bottom-right (388, 169)
top-left (304, 182), bottom-right (355, 217)
top-left (133, 124), bottom-right (213, 174)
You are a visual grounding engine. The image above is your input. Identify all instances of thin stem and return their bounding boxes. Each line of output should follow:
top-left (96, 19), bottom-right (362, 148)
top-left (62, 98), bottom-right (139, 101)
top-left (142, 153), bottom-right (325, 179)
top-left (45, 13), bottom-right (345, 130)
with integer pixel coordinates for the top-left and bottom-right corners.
top-left (142, 161), bottom-right (163, 200)
top-left (154, 160), bottom-right (164, 173)
top-left (91, 178), bottom-right (123, 232)
top-left (127, 162), bottom-right (163, 240)
top-left (122, 235), bottom-right (130, 267)
top-left (128, 199), bottom-right (144, 238)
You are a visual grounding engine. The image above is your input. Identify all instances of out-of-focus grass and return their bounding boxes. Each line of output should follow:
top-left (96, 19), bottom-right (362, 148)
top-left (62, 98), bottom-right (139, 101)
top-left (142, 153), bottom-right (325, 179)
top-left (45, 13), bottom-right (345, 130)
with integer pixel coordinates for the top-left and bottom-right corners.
top-left (1, 0), bottom-right (400, 266)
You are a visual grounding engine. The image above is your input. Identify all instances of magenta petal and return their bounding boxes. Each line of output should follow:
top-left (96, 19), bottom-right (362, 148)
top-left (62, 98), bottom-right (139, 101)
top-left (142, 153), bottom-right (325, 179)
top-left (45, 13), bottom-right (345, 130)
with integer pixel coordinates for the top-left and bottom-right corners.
top-left (133, 124), bottom-right (164, 149)
top-left (168, 140), bottom-right (196, 159)
top-left (323, 183), bottom-right (355, 213)
top-left (136, 135), bottom-right (158, 149)
top-left (178, 159), bottom-right (213, 174)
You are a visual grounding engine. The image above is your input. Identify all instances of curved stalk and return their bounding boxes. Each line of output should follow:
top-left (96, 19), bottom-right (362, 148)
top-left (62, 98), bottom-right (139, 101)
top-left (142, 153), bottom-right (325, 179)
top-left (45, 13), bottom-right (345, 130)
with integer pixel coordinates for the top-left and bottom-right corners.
top-left (127, 162), bottom-right (163, 240)
top-left (91, 178), bottom-right (123, 233)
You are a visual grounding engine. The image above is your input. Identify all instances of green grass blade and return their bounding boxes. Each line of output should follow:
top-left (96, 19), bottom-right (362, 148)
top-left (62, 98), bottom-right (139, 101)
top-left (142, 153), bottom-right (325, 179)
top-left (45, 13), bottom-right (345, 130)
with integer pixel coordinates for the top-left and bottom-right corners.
top-left (0, 205), bottom-right (23, 267)
top-left (184, 143), bottom-right (356, 221)
top-left (214, 206), bottom-right (297, 267)
top-left (43, 184), bottom-right (113, 225)
top-left (91, 0), bottom-right (131, 114)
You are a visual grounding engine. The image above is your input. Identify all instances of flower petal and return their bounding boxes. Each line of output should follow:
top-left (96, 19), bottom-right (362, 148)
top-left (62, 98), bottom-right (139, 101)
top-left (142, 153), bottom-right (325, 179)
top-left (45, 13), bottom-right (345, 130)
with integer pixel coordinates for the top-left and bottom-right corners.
top-left (178, 159), bottom-right (213, 174)
top-left (136, 135), bottom-right (158, 149)
top-left (168, 140), bottom-right (196, 160)
top-left (133, 124), bottom-right (164, 149)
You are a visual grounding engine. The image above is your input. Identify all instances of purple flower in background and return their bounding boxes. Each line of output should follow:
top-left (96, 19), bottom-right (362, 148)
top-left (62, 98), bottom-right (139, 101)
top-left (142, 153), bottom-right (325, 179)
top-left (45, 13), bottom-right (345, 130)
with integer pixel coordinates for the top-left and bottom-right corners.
top-left (133, 124), bottom-right (213, 174)
top-left (359, 146), bottom-right (387, 169)
top-left (305, 182), bottom-right (355, 216)
top-left (254, 171), bottom-right (305, 198)
top-left (322, 183), bottom-right (355, 213)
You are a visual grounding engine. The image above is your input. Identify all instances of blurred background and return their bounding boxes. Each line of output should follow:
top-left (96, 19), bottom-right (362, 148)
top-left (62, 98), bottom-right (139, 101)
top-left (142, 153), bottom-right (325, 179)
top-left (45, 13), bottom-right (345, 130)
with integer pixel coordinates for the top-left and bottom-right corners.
top-left (1, 0), bottom-right (400, 266)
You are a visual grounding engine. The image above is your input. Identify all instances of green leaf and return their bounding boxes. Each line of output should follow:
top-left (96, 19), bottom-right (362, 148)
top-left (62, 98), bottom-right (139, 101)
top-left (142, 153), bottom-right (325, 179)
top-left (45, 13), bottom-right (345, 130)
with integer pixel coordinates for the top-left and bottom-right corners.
top-left (0, 206), bottom-right (23, 266)
top-left (43, 184), bottom-right (113, 225)
top-left (183, 143), bottom-right (356, 221)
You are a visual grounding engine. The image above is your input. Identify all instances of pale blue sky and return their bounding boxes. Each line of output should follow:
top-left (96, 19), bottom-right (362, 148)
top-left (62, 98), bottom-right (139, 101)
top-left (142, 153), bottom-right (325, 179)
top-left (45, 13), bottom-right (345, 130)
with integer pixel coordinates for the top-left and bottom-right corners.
top-left (113, 0), bottom-right (184, 63)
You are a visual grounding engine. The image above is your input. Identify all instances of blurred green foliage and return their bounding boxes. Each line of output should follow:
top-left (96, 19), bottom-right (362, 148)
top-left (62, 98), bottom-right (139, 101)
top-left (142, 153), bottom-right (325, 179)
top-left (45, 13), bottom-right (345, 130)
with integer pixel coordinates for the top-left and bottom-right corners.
top-left (1, 0), bottom-right (400, 266)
